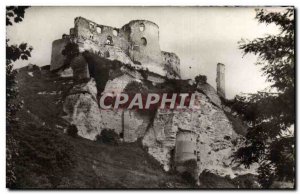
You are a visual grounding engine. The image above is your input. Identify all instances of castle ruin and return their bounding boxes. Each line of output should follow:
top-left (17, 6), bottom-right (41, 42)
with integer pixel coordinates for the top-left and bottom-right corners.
top-left (216, 63), bottom-right (225, 99)
top-left (50, 17), bottom-right (180, 79)
top-left (54, 17), bottom-right (234, 181)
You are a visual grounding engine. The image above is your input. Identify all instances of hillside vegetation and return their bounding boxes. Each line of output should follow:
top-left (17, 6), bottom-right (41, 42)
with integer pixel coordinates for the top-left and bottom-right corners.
top-left (10, 65), bottom-right (256, 189)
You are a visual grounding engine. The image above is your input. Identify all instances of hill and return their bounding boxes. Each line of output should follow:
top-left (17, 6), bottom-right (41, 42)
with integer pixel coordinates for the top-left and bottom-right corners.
top-left (9, 65), bottom-right (257, 189)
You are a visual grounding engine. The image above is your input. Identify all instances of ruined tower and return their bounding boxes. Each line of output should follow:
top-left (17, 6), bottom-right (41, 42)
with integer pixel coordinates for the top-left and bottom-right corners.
top-left (174, 130), bottom-right (197, 171)
top-left (216, 63), bottom-right (225, 99)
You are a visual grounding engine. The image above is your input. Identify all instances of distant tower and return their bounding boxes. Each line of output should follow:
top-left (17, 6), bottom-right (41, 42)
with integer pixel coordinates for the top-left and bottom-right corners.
top-left (216, 63), bottom-right (225, 99)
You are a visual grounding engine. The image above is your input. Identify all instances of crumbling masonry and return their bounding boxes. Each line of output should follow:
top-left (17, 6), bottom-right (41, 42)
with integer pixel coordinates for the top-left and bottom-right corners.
top-left (50, 17), bottom-right (180, 78)
top-left (56, 17), bottom-right (238, 182)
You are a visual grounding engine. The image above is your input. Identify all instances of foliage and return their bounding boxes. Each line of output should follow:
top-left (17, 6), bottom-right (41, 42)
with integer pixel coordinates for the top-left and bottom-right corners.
top-left (66, 124), bottom-right (78, 137)
top-left (233, 8), bottom-right (295, 188)
top-left (139, 68), bottom-right (149, 80)
top-left (12, 124), bottom-right (74, 188)
top-left (6, 5), bottom-right (32, 130)
top-left (182, 159), bottom-right (197, 171)
top-left (96, 129), bottom-right (120, 145)
top-left (194, 74), bottom-right (207, 85)
top-left (61, 42), bottom-right (79, 69)
top-left (181, 159), bottom-right (198, 185)
top-left (6, 135), bottom-right (18, 188)
top-left (6, 42), bottom-right (32, 129)
top-left (124, 80), bottom-right (148, 94)
top-left (6, 6), bottom-right (30, 26)
top-left (181, 171), bottom-right (197, 186)
top-left (6, 6), bottom-right (32, 188)
top-left (256, 161), bottom-right (275, 188)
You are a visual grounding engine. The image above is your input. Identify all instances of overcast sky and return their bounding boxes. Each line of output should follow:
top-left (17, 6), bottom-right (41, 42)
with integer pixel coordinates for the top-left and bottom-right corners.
top-left (7, 6), bottom-right (286, 98)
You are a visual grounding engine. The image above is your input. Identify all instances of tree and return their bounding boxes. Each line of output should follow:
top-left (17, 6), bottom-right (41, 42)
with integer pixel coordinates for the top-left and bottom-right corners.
top-left (6, 6), bottom-right (32, 130)
top-left (232, 8), bottom-right (294, 188)
top-left (194, 74), bottom-right (207, 85)
top-left (61, 42), bottom-right (79, 70)
top-left (6, 6), bottom-right (32, 188)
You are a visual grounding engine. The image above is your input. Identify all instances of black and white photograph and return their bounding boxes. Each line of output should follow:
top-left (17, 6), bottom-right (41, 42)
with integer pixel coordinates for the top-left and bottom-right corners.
top-left (5, 5), bottom-right (295, 189)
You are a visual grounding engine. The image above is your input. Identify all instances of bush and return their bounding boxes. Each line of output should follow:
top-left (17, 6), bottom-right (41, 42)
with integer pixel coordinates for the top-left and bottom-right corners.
top-left (66, 124), bottom-right (78, 137)
top-left (182, 159), bottom-right (197, 172)
top-left (180, 159), bottom-right (198, 185)
top-left (124, 81), bottom-right (148, 94)
top-left (12, 123), bottom-right (74, 188)
top-left (96, 129), bottom-right (120, 145)
top-left (61, 42), bottom-right (79, 70)
top-left (194, 74), bottom-right (207, 85)
top-left (181, 171), bottom-right (197, 185)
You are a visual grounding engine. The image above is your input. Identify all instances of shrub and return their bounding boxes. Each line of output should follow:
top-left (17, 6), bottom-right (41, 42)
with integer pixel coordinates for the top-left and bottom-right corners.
top-left (194, 74), bottom-right (207, 85)
top-left (124, 81), bottom-right (148, 94)
top-left (96, 129), bottom-right (120, 145)
top-left (182, 159), bottom-right (197, 172)
top-left (61, 42), bottom-right (79, 70)
top-left (66, 124), bottom-right (78, 137)
top-left (180, 159), bottom-right (198, 185)
top-left (12, 123), bottom-right (74, 188)
top-left (181, 171), bottom-right (197, 185)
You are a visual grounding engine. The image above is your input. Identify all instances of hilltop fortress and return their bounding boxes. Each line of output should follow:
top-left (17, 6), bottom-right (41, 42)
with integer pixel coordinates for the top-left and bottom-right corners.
top-left (47, 17), bottom-right (248, 183)
top-left (51, 17), bottom-right (180, 78)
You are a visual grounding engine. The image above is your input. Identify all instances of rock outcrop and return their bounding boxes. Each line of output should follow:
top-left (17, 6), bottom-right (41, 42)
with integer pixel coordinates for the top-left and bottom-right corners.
top-left (63, 77), bottom-right (151, 142)
top-left (62, 72), bottom-right (256, 178)
top-left (63, 79), bottom-right (102, 140)
top-left (142, 91), bottom-right (242, 176)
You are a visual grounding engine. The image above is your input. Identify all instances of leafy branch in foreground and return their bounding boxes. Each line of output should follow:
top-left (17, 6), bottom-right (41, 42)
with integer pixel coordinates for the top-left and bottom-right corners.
top-left (6, 6), bottom-right (32, 188)
top-left (232, 8), bottom-right (294, 188)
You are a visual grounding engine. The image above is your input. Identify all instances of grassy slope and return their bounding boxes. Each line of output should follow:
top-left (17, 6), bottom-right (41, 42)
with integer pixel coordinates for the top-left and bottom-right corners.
top-left (12, 65), bottom-right (255, 189)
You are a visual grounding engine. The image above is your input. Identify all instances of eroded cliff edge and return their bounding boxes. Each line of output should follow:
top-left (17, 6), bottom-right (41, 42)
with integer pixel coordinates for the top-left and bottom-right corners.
top-left (61, 53), bottom-right (257, 180)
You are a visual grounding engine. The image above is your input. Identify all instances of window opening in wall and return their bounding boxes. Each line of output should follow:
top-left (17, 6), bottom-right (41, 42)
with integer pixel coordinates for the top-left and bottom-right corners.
top-left (89, 22), bottom-right (94, 29)
top-left (113, 29), bottom-right (118, 36)
top-left (106, 36), bottom-right (113, 45)
top-left (139, 23), bottom-right (145, 31)
top-left (96, 26), bottom-right (102, 33)
top-left (141, 37), bottom-right (147, 46)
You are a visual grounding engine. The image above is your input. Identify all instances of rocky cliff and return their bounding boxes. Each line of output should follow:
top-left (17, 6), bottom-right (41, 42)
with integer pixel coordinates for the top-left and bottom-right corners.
top-left (12, 63), bottom-right (260, 188)
top-left (61, 56), bottom-right (257, 179)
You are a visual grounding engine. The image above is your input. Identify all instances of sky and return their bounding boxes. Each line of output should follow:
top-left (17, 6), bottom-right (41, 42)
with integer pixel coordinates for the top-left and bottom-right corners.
top-left (6, 6), bottom-right (285, 99)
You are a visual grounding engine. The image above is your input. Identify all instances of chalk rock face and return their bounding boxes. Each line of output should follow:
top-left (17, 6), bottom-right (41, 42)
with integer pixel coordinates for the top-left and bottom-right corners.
top-left (63, 77), bottom-right (151, 142)
top-left (63, 79), bottom-right (102, 140)
top-left (197, 83), bottom-right (222, 108)
top-left (104, 73), bottom-right (136, 94)
top-left (142, 91), bottom-right (244, 177)
top-left (62, 76), bottom-right (255, 177)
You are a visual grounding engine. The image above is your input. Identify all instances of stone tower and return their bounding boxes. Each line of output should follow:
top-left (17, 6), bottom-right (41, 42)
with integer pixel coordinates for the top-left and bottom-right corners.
top-left (174, 130), bottom-right (197, 171)
top-left (216, 63), bottom-right (225, 99)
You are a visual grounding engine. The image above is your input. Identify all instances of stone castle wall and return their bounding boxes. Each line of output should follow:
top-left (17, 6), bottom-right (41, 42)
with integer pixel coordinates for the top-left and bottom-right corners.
top-left (50, 17), bottom-right (181, 78)
top-left (50, 38), bottom-right (69, 71)
top-left (216, 63), bottom-right (225, 99)
top-left (175, 130), bottom-right (197, 164)
top-left (74, 17), bottom-right (130, 52)
top-left (124, 20), bottom-right (162, 67)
